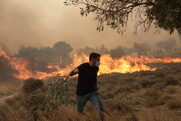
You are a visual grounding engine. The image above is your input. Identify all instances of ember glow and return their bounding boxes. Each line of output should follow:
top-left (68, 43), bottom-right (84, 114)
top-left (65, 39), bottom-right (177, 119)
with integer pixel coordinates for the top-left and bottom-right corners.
top-left (1, 47), bottom-right (181, 80)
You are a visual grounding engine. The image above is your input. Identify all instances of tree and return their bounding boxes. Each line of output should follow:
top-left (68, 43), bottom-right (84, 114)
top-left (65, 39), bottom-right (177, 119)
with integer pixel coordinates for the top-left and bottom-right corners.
top-left (52, 41), bottom-right (73, 57)
top-left (64, 0), bottom-right (181, 34)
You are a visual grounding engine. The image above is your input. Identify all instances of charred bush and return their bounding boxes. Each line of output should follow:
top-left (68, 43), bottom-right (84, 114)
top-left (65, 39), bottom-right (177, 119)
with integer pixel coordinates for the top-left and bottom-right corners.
top-left (22, 78), bottom-right (44, 94)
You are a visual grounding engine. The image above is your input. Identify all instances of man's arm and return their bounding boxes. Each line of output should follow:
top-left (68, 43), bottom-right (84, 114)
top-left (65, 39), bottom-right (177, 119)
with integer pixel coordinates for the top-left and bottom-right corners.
top-left (69, 68), bottom-right (79, 77)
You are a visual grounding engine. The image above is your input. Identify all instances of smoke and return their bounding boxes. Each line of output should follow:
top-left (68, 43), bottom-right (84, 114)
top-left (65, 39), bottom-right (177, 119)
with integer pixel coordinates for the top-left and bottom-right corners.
top-left (0, 0), bottom-right (122, 54)
top-left (0, 0), bottom-right (180, 55)
top-left (77, 45), bottom-right (109, 55)
top-left (0, 39), bottom-right (181, 82)
top-left (15, 41), bottom-right (73, 71)
top-left (0, 0), bottom-right (46, 53)
top-left (77, 40), bottom-right (181, 58)
top-left (157, 39), bottom-right (176, 51)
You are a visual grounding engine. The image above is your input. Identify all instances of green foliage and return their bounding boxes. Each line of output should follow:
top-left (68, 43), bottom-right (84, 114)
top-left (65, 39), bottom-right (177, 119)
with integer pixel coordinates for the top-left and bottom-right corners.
top-left (147, 0), bottom-right (181, 33)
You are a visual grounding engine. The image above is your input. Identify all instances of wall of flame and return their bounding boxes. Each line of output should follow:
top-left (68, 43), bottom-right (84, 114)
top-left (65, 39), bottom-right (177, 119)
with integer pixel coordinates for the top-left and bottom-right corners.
top-left (1, 47), bottom-right (181, 80)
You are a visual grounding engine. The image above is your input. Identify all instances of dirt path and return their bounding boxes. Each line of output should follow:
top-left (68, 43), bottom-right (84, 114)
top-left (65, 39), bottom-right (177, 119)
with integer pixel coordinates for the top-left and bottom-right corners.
top-left (0, 93), bottom-right (17, 104)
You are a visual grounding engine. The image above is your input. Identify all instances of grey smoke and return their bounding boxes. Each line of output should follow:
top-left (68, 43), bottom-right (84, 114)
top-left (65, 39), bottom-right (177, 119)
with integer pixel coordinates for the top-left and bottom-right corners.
top-left (0, 0), bottom-right (179, 55)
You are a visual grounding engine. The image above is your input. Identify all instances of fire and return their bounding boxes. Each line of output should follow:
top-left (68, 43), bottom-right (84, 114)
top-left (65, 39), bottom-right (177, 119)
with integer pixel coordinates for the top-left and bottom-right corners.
top-left (99, 54), bottom-right (155, 74)
top-left (0, 47), bottom-right (35, 79)
top-left (0, 47), bottom-right (11, 60)
top-left (1, 47), bottom-right (181, 80)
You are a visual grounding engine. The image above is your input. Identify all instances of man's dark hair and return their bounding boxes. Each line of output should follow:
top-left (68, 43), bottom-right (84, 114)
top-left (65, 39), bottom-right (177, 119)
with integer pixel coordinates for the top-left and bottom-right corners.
top-left (89, 52), bottom-right (101, 61)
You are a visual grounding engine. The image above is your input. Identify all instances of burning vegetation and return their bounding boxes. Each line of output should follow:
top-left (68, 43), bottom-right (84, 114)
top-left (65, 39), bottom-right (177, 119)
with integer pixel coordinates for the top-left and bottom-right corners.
top-left (0, 0), bottom-right (181, 121)
top-left (1, 41), bottom-right (181, 81)
top-left (0, 41), bottom-right (181, 121)
top-left (0, 64), bottom-right (181, 121)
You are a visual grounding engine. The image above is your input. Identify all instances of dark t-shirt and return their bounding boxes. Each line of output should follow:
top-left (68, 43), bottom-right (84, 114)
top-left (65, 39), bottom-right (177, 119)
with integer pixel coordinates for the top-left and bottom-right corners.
top-left (76, 62), bottom-right (99, 96)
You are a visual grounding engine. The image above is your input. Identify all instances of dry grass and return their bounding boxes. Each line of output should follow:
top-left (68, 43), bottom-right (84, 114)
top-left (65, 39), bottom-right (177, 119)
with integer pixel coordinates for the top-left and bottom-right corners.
top-left (0, 81), bottom-right (20, 97)
top-left (0, 65), bottom-right (181, 121)
top-left (167, 96), bottom-right (181, 110)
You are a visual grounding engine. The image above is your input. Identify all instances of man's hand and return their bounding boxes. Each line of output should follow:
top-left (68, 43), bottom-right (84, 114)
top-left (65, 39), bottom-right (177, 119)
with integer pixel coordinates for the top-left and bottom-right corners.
top-left (69, 68), bottom-right (79, 77)
top-left (69, 70), bottom-right (74, 76)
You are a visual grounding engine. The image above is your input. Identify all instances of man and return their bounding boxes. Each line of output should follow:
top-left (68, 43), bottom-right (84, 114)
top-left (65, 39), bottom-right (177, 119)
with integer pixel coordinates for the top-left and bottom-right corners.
top-left (68, 52), bottom-right (104, 121)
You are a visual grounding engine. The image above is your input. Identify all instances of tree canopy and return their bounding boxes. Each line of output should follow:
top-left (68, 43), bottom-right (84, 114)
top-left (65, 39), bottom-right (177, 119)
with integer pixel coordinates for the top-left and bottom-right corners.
top-left (64, 0), bottom-right (181, 34)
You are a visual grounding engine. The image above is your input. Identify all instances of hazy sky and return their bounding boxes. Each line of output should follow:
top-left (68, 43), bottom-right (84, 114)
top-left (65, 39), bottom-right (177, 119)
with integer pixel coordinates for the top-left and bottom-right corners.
top-left (0, 0), bottom-right (179, 54)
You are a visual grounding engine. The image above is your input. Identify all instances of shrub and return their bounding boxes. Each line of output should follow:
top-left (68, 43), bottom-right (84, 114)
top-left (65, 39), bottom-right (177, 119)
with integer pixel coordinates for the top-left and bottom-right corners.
top-left (21, 77), bottom-right (72, 121)
top-left (22, 78), bottom-right (44, 94)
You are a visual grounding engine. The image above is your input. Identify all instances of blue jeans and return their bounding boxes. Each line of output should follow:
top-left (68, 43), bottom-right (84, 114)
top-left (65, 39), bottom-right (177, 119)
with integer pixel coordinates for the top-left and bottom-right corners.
top-left (77, 91), bottom-right (104, 121)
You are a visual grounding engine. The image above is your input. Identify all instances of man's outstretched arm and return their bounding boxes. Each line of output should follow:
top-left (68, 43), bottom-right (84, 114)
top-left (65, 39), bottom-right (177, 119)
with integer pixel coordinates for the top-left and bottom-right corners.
top-left (69, 68), bottom-right (79, 77)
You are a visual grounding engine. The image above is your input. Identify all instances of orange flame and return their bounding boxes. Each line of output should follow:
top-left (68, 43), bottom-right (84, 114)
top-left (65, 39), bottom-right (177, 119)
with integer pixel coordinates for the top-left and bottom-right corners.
top-left (1, 47), bottom-right (181, 80)
top-left (0, 47), bottom-right (35, 79)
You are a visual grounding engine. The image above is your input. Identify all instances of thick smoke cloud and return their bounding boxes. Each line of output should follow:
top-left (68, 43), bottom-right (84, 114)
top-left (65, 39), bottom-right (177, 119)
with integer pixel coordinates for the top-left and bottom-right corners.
top-left (0, 0), bottom-right (46, 53)
top-left (78, 39), bottom-right (181, 58)
top-left (77, 45), bottom-right (109, 55)
top-left (157, 39), bottom-right (176, 51)
top-left (0, 0), bottom-right (180, 55)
